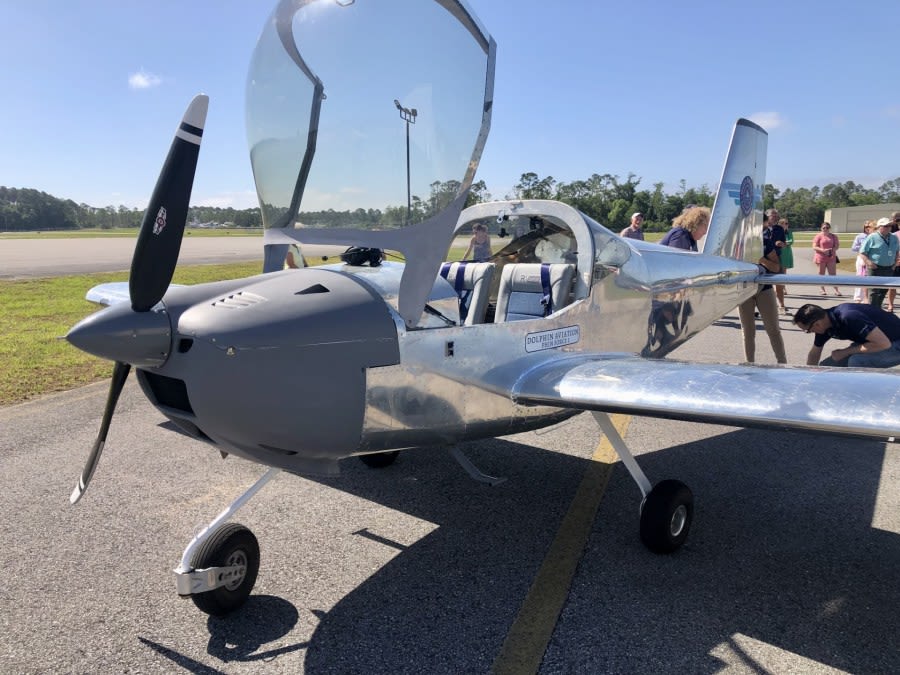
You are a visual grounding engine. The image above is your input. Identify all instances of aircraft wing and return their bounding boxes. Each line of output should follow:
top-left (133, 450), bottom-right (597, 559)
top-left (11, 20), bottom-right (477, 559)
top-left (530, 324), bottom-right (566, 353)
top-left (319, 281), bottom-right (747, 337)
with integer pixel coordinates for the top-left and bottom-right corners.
top-left (511, 354), bottom-right (900, 439)
top-left (85, 282), bottom-right (185, 307)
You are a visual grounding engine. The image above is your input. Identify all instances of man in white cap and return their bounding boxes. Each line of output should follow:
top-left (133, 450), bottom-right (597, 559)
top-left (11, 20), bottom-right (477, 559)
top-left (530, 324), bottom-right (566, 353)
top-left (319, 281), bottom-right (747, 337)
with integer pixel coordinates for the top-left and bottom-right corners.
top-left (859, 216), bottom-right (900, 310)
top-left (621, 212), bottom-right (644, 240)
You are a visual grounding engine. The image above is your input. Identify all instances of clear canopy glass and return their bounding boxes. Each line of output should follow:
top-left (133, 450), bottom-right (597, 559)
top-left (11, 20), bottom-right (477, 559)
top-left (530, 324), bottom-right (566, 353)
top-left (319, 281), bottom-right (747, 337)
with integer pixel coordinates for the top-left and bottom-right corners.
top-left (246, 0), bottom-right (493, 233)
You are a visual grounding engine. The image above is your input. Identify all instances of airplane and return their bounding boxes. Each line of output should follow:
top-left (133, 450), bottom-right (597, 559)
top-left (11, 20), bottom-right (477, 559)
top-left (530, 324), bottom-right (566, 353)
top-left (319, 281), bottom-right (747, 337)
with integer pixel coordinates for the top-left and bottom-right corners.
top-left (65, 0), bottom-right (900, 616)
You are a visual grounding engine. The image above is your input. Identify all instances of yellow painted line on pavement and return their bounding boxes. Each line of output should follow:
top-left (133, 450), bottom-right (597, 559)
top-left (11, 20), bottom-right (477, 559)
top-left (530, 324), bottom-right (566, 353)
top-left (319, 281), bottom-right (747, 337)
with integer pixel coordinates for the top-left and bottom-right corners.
top-left (491, 414), bottom-right (631, 675)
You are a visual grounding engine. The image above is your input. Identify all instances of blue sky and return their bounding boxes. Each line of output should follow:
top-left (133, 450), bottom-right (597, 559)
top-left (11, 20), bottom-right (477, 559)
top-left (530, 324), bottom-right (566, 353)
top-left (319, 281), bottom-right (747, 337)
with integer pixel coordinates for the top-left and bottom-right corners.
top-left (2, 0), bottom-right (898, 211)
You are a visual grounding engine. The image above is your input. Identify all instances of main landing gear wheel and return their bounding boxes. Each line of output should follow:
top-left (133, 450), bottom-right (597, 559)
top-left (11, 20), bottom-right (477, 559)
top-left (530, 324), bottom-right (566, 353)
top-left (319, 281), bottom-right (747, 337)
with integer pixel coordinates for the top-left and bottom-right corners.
top-left (639, 479), bottom-right (693, 554)
top-left (190, 523), bottom-right (260, 616)
top-left (359, 450), bottom-right (400, 468)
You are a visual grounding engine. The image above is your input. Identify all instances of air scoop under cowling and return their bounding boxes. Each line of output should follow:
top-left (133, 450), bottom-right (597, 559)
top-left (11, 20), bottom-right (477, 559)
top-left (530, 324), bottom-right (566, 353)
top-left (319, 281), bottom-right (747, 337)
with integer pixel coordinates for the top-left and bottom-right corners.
top-left (66, 302), bottom-right (172, 368)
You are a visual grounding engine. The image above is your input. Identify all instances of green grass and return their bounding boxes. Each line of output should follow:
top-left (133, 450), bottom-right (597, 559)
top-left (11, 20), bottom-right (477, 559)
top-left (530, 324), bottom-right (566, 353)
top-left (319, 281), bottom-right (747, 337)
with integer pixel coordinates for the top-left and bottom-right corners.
top-left (0, 262), bottom-right (262, 407)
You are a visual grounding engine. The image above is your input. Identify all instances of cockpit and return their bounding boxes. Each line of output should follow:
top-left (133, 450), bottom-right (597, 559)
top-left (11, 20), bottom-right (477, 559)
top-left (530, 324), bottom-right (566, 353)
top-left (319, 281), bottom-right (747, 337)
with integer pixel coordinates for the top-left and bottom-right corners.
top-left (326, 199), bottom-right (630, 329)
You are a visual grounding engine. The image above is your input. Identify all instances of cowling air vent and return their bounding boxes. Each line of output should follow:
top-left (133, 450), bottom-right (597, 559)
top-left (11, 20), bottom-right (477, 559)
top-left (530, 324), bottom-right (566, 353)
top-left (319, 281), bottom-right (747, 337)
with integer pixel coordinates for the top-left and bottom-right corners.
top-left (211, 291), bottom-right (268, 309)
top-left (296, 283), bottom-right (329, 296)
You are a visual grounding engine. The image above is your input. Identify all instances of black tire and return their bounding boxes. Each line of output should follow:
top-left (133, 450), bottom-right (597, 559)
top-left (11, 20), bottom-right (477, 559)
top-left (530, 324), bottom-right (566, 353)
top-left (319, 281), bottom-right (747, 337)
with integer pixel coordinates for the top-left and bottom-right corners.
top-left (359, 450), bottom-right (400, 468)
top-left (189, 523), bottom-right (260, 616)
top-left (639, 479), bottom-right (693, 554)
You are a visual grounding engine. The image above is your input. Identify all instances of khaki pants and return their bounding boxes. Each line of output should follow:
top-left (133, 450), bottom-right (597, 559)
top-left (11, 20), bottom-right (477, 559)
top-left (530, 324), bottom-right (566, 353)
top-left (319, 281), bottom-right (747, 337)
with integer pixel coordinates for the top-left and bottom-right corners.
top-left (738, 286), bottom-right (787, 364)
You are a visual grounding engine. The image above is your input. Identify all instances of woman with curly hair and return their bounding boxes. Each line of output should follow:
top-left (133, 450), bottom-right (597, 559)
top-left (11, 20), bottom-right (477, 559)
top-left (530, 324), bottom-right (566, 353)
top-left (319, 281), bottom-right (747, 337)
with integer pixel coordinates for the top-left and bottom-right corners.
top-left (659, 205), bottom-right (710, 251)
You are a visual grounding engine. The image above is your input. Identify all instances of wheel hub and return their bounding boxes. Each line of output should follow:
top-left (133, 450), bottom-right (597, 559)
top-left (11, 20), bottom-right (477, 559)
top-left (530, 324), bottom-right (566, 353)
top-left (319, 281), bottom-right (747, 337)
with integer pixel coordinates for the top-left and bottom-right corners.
top-left (669, 504), bottom-right (688, 537)
top-left (222, 550), bottom-right (248, 591)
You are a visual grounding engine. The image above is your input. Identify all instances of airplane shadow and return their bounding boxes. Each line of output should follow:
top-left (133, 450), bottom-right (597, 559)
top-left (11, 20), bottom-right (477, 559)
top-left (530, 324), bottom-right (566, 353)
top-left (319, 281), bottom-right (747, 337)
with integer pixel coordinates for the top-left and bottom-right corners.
top-left (542, 427), bottom-right (900, 673)
top-left (141, 595), bottom-right (307, 669)
top-left (259, 424), bottom-right (900, 673)
top-left (204, 595), bottom-right (308, 663)
top-left (302, 435), bottom-right (589, 673)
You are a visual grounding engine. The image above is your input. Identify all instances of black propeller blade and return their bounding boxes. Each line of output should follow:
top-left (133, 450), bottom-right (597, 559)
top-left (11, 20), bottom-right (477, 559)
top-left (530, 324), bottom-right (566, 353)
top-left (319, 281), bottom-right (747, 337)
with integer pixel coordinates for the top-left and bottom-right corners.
top-left (71, 95), bottom-right (208, 504)
top-left (130, 94), bottom-right (209, 312)
top-left (70, 361), bottom-right (131, 504)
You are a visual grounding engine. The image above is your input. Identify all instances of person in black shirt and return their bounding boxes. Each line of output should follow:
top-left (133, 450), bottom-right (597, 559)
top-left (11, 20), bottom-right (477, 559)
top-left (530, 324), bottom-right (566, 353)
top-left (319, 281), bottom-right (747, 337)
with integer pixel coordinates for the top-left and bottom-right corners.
top-left (793, 302), bottom-right (900, 367)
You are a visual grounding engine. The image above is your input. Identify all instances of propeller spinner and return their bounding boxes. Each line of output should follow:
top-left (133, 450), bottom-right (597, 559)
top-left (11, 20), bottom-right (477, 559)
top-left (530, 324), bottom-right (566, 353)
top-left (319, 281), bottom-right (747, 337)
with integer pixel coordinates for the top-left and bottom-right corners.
top-left (68, 94), bottom-right (209, 504)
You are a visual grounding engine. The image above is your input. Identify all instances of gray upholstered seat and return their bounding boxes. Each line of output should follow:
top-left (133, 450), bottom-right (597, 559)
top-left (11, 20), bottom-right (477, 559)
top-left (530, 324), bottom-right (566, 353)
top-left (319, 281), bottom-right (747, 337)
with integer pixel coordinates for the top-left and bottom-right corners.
top-left (439, 261), bottom-right (496, 325)
top-left (494, 263), bottom-right (575, 322)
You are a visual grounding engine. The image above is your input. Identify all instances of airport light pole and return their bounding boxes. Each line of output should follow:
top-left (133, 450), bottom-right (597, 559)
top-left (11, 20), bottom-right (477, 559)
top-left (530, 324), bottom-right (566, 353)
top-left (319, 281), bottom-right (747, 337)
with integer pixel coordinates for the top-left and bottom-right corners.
top-left (394, 99), bottom-right (417, 225)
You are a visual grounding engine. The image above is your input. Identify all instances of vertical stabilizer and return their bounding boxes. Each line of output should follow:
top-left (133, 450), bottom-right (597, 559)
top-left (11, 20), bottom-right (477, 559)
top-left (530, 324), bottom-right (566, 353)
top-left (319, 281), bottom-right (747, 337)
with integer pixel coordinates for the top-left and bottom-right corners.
top-left (703, 118), bottom-right (767, 263)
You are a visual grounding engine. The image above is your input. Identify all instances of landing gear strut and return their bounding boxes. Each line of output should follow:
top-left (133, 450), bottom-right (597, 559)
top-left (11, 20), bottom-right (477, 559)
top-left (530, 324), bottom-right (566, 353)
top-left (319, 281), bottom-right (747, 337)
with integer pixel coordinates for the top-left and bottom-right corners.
top-left (592, 412), bottom-right (694, 553)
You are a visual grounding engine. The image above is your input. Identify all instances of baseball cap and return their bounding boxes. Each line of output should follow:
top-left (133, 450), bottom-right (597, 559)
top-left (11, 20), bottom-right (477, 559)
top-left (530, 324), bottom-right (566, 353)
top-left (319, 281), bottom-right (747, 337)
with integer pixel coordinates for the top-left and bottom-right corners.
top-left (632, 212), bottom-right (643, 219)
top-left (877, 217), bottom-right (892, 227)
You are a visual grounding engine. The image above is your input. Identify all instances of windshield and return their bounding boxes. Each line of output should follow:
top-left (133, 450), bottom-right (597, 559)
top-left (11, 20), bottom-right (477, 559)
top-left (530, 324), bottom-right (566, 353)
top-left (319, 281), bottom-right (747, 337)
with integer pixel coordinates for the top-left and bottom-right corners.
top-left (247, 0), bottom-right (493, 231)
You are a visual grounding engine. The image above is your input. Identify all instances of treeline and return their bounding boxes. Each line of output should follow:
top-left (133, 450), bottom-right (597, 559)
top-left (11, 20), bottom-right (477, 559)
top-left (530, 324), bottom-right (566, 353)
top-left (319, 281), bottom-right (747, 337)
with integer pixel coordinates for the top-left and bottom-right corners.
top-left (0, 186), bottom-right (263, 232)
top-left (511, 173), bottom-right (900, 232)
top-left (4, 175), bottom-right (900, 233)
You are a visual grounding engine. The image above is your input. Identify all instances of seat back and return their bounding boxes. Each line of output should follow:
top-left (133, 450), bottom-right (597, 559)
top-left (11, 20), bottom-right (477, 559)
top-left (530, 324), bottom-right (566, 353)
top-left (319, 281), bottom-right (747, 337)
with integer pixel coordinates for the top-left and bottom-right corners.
top-left (439, 262), bottom-right (496, 325)
top-left (494, 263), bottom-right (575, 322)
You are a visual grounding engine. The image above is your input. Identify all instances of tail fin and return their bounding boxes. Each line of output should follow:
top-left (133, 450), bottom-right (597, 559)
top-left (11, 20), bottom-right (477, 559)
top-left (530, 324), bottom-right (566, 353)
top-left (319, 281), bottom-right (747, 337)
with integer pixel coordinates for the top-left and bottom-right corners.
top-left (703, 118), bottom-right (767, 263)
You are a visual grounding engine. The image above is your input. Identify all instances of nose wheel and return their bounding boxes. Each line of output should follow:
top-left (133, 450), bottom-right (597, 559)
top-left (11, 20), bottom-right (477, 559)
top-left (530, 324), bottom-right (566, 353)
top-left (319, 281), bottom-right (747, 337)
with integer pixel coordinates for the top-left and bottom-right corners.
top-left (189, 523), bottom-right (260, 616)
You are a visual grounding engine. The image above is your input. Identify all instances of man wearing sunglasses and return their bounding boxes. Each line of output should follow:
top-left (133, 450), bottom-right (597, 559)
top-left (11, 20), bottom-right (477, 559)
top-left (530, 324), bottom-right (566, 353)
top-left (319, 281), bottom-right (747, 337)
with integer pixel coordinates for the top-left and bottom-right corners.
top-left (793, 302), bottom-right (900, 367)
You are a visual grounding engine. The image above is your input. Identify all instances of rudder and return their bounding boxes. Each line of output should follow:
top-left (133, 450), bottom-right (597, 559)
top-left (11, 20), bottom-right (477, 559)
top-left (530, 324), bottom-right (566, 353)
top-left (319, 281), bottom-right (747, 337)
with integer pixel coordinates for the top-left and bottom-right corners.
top-left (703, 118), bottom-right (767, 264)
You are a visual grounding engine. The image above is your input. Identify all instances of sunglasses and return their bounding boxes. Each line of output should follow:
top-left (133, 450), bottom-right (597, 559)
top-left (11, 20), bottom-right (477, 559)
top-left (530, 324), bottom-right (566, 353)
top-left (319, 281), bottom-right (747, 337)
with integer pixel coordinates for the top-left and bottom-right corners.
top-left (800, 318), bottom-right (821, 333)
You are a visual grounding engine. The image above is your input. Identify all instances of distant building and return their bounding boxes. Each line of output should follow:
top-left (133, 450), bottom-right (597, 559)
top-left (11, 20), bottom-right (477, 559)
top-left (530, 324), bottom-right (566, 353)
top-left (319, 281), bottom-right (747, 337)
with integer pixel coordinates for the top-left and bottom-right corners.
top-left (824, 203), bottom-right (900, 233)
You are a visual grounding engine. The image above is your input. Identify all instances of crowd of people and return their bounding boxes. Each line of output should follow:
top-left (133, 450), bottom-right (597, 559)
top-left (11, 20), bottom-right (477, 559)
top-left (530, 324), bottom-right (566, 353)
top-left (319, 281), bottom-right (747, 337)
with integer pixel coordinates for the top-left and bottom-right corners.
top-left (654, 206), bottom-right (900, 370)
top-left (283, 203), bottom-right (900, 370)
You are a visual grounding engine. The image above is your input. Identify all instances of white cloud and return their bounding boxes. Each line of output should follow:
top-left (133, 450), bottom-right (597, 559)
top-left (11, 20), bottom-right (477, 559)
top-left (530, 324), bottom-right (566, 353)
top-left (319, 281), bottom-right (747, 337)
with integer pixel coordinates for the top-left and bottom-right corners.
top-left (747, 111), bottom-right (786, 131)
top-left (128, 69), bottom-right (162, 90)
top-left (193, 190), bottom-right (259, 210)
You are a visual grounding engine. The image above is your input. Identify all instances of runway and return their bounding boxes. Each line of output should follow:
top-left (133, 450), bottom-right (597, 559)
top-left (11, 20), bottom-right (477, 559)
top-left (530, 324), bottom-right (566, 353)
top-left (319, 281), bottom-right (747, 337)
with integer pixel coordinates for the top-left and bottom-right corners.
top-left (2, 280), bottom-right (898, 672)
top-left (0, 236), bottom-right (470, 279)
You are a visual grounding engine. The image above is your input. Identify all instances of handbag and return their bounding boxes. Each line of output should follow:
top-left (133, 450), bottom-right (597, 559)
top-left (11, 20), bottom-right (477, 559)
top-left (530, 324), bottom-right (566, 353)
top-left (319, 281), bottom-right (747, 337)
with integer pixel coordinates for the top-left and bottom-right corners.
top-left (758, 251), bottom-right (781, 273)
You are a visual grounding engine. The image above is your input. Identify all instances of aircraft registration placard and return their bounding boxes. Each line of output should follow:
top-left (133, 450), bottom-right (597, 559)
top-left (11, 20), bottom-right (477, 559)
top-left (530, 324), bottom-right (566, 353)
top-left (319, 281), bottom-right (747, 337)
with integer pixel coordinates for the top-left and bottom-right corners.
top-left (525, 325), bottom-right (580, 352)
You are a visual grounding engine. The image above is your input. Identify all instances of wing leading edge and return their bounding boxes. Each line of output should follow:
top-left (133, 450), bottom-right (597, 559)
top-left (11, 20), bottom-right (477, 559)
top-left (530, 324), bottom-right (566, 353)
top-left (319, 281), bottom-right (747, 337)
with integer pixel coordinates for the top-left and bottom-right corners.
top-left (512, 354), bottom-right (900, 439)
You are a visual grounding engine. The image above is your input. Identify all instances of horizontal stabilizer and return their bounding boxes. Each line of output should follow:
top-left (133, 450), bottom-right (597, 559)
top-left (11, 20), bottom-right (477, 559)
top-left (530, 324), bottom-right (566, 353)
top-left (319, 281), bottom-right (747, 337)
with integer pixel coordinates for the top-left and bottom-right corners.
top-left (758, 273), bottom-right (900, 289)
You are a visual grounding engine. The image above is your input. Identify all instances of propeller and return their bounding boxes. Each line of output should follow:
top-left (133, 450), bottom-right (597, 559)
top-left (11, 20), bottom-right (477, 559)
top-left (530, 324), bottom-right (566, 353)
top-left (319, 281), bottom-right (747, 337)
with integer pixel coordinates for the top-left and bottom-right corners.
top-left (70, 361), bottom-right (131, 504)
top-left (69, 94), bottom-right (209, 504)
top-left (131, 94), bottom-right (209, 312)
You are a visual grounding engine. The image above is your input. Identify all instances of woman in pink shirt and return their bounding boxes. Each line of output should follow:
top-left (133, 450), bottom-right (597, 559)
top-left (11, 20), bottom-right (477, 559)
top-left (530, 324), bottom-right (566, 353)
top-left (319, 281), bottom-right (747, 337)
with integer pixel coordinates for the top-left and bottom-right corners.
top-left (812, 221), bottom-right (841, 296)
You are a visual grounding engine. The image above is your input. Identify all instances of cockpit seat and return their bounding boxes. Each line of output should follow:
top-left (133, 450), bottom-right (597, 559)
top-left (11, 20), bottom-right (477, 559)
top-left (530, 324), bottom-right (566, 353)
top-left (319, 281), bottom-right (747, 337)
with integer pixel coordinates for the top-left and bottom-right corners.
top-left (495, 263), bottom-right (576, 322)
top-left (439, 261), bottom-right (496, 325)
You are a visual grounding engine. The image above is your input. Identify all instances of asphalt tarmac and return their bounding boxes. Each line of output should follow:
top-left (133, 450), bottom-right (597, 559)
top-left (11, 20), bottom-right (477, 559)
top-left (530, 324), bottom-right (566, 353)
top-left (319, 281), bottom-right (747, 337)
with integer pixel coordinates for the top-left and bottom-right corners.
top-left (1, 246), bottom-right (898, 673)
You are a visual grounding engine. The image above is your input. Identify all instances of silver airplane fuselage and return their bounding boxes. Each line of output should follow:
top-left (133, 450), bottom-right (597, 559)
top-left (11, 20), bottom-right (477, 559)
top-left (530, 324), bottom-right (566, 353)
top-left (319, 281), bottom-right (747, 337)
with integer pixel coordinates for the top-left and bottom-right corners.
top-left (68, 200), bottom-right (760, 477)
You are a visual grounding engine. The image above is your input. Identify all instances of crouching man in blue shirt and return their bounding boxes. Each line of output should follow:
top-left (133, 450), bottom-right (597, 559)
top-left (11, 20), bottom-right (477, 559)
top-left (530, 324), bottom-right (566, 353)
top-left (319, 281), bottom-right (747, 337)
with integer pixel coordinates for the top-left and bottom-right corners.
top-left (793, 302), bottom-right (900, 367)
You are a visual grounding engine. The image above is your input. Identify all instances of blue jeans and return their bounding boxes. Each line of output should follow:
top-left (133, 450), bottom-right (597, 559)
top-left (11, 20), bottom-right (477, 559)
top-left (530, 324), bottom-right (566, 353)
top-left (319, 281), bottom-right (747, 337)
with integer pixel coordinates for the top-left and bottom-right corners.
top-left (821, 339), bottom-right (900, 368)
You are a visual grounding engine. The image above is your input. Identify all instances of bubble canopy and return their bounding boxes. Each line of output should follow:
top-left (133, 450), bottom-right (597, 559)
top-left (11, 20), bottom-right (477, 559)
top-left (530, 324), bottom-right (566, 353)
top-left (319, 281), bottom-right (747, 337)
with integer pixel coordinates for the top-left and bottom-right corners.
top-left (247, 0), bottom-right (494, 326)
